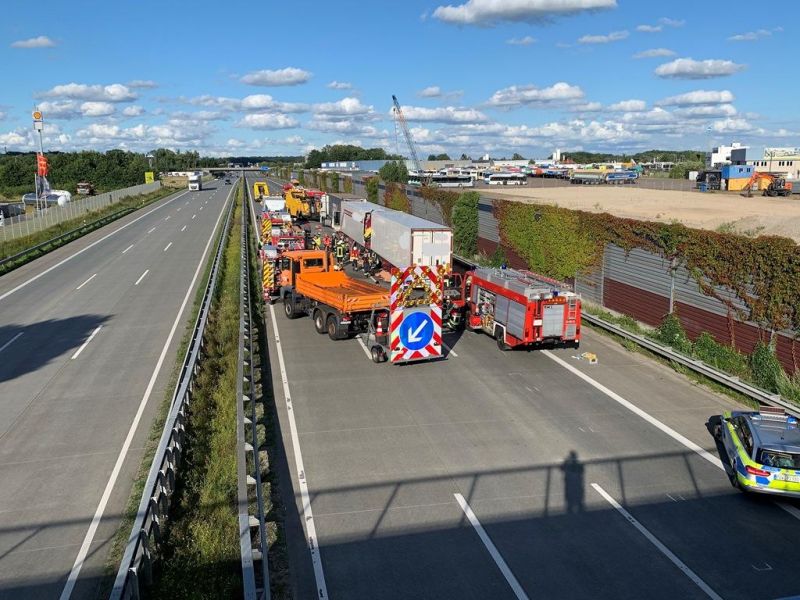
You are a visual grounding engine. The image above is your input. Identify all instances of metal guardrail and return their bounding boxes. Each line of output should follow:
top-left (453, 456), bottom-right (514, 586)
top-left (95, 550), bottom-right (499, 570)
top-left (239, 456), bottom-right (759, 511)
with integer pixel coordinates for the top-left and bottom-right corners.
top-left (451, 253), bottom-right (799, 417)
top-left (237, 177), bottom-right (271, 599)
top-left (109, 184), bottom-right (236, 600)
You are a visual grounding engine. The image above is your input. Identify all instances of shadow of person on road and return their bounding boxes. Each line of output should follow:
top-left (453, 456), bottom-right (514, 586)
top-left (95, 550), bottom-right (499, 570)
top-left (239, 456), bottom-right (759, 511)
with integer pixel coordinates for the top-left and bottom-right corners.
top-left (561, 450), bottom-right (585, 514)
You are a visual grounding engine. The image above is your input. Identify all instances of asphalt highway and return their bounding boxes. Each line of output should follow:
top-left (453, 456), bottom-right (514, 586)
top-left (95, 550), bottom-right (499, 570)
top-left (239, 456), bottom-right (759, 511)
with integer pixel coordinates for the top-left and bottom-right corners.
top-left (0, 180), bottom-right (234, 599)
top-left (254, 174), bottom-right (800, 600)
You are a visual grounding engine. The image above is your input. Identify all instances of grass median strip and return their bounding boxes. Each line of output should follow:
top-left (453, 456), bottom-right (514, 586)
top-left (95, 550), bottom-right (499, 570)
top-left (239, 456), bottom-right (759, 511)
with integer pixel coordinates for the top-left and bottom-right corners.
top-left (146, 199), bottom-right (243, 598)
top-left (0, 186), bottom-right (176, 274)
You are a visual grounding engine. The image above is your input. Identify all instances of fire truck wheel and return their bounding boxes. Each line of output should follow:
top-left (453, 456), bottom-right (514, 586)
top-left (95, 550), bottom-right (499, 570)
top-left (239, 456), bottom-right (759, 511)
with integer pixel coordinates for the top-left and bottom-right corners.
top-left (313, 310), bottom-right (326, 334)
top-left (283, 296), bottom-right (298, 319)
top-left (496, 330), bottom-right (510, 351)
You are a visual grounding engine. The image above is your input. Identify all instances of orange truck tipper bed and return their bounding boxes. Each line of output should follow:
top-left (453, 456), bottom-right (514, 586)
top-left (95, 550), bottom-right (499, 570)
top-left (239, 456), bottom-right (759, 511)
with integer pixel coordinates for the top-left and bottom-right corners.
top-left (295, 271), bottom-right (388, 313)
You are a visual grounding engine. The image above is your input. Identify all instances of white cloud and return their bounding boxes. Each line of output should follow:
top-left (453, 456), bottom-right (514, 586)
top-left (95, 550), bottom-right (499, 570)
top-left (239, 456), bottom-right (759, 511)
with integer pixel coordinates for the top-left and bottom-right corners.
top-left (240, 94), bottom-right (308, 113)
top-left (187, 95), bottom-right (241, 110)
top-left (486, 82), bottom-right (584, 108)
top-left (507, 36), bottom-right (536, 45)
top-left (80, 101), bottom-right (115, 117)
top-left (432, 0), bottom-right (617, 26)
top-left (711, 118), bottom-right (754, 133)
top-left (633, 48), bottom-right (675, 58)
top-left (578, 30), bottom-right (628, 44)
top-left (170, 110), bottom-right (228, 121)
top-left (655, 58), bottom-right (746, 79)
top-left (284, 135), bottom-right (304, 145)
top-left (11, 35), bottom-right (56, 48)
top-left (127, 79), bottom-right (158, 89)
top-left (306, 119), bottom-right (387, 138)
top-left (673, 104), bottom-right (737, 119)
top-left (659, 17), bottom-right (685, 27)
top-left (608, 99), bottom-right (647, 112)
top-left (419, 86), bottom-right (443, 98)
top-left (37, 100), bottom-right (81, 119)
top-left (657, 89), bottom-right (735, 106)
top-left (40, 83), bottom-right (137, 102)
top-left (122, 105), bottom-right (145, 117)
top-left (240, 67), bottom-right (311, 86)
top-left (569, 101), bottom-right (603, 112)
top-left (728, 28), bottom-right (780, 42)
top-left (394, 105), bottom-right (488, 124)
top-left (237, 113), bottom-right (298, 129)
top-left (636, 25), bottom-right (661, 33)
top-left (327, 81), bottom-right (352, 90)
top-left (314, 97), bottom-right (374, 116)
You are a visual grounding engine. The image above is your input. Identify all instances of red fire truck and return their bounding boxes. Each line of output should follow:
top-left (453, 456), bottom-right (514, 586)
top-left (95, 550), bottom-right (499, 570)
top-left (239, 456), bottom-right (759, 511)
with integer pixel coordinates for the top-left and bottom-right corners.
top-left (446, 267), bottom-right (581, 351)
top-left (261, 212), bottom-right (307, 301)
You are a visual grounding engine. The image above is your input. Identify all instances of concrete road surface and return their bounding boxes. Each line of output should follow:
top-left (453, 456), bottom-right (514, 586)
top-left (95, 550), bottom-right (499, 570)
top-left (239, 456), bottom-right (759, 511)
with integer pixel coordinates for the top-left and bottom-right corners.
top-left (0, 182), bottom-right (234, 599)
top-left (255, 175), bottom-right (800, 600)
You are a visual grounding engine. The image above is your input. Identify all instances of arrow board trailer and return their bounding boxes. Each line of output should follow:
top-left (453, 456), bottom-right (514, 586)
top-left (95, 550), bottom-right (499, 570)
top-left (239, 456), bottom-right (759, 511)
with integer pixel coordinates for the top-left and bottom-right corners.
top-left (466, 267), bottom-right (581, 351)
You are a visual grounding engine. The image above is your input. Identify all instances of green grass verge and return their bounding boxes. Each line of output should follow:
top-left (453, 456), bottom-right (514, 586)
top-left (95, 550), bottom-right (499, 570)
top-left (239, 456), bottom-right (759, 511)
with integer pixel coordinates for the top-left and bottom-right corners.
top-left (0, 186), bottom-right (176, 273)
top-left (146, 194), bottom-right (243, 599)
top-left (100, 184), bottom-right (237, 596)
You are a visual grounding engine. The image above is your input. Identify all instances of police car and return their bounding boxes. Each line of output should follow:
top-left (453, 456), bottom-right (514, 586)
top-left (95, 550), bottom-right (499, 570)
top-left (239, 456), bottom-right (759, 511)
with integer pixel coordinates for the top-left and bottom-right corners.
top-left (715, 406), bottom-right (800, 497)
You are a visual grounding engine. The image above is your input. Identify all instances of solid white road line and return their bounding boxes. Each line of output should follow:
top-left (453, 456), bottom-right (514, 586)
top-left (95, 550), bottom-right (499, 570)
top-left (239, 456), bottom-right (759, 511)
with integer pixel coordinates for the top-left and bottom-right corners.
top-left (542, 350), bottom-right (722, 469)
top-left (163, 242), bottom-right (172, 252)
top-left (0, 191), bottom-right (187, 304)
top-left (442, 341), bottom-right (459, 357)
top-left (454, 493), bottom-right (529, 600)
top-left (355, 335), bottom-right (373, 360)
top-left (75, 274), bottom-right (97, 290)
top-left (70, 326), bottom-right (102, 360)
top-left (134, 270), bottom-right (149, 286)
top-left (268, 304), bottom-right (329, 599)
top-left (58, 185), bottom-right (233, 600)
top-left (543, 349), bottom-right (800, 522)
top-left (181, 225), bottom-right (186, 232)
top-left (147, 227), bottom-right (156, 234)
top-left (121, 244), bottom-right (134, 254)
top-left (0, 332), bottom-right (23, 354)
top-left (591, 483), bottom-right (723, 600)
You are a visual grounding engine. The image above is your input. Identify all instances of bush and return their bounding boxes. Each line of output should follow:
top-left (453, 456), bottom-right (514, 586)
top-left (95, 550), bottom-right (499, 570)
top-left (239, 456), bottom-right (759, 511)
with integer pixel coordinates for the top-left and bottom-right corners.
top-left (378, 160), bottom-right (408, 184)
top-left (365, 177), bottom-right (379, 203)
top-left (343, 176), bottom-right (353, 193)
top-left (384, 183), bottom-right (410, 213)
top-left (692, 332), bottom-right (750, 378)
top-left (297, 171), bottom-right (305, 186)
top-left (330, 172), bottom-right (339, 193)
top-left (453, 191), bottom-right (478, 257)
top-left (777, 370), bottom-right (800, 405)
top-left (750, 340), bottom-right (784, 392)
top-left (653, 313), bottom-right (693, 355)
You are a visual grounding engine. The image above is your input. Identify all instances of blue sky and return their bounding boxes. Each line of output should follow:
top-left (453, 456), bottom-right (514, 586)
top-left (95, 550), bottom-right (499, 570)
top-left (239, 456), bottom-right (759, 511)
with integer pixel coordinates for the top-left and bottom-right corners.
top-left (1, 0), bottom-right (797, 158)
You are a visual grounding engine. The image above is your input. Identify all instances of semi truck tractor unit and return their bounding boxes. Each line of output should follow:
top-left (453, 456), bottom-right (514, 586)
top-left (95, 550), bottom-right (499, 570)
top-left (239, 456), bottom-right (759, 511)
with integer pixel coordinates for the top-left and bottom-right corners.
top-left (188, 173), bottom-right (202, 191)
top-left (281, 250), bottom-right (390, 342)
top-left (447, 267), bottom-right (581, 350)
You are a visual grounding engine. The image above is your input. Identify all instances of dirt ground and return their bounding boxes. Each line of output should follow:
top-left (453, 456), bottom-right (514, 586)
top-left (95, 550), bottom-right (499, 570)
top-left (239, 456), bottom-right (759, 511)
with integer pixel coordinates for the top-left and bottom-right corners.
top-left (487, 186), bottom-right (800, 243)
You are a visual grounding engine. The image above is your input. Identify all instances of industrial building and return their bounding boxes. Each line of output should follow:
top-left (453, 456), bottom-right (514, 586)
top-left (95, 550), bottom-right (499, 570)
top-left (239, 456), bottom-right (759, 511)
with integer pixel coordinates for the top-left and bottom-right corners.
top-left (749, 147), bottom-right (800, 180)
top-left (706, 142), bottom-right (747, 168)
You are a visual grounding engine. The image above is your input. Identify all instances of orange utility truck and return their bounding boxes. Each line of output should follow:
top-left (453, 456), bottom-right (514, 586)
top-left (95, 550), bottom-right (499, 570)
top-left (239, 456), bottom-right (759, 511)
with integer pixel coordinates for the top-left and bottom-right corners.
top-left (281, 249), bottom-right (390, 342)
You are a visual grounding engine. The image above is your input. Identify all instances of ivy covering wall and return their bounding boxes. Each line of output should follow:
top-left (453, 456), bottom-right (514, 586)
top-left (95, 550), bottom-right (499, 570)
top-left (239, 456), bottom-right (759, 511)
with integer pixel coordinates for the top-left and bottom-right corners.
top-left (494, 199), bottom-right (800, 336)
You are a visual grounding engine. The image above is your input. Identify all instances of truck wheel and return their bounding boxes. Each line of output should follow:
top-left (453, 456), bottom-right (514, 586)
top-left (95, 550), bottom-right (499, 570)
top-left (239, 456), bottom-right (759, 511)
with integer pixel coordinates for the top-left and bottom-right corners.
top-left (327, 315), bottom-right (342, 341)
top-left (371, 345), bottom-right (385, 363)
top-left (313, 310), bottom-right (326, 334)
top-left (284, 296), bottom-right (298, 319)
top-left (496, 330), bottom-right (510, 351)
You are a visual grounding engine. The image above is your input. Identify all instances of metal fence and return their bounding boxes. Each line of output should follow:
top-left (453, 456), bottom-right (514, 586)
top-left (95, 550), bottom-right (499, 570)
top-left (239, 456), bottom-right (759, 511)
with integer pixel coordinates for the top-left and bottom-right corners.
top-left (0, 181), bottom-right (161, 242)
top-left (238, 180), bottom-right (271, 599)
top-left (109, 183), bottom-right (235, 600)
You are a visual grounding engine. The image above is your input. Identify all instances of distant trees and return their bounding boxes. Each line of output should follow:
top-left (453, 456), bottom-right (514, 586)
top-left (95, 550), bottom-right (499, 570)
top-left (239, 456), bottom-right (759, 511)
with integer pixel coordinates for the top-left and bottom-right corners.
top-left (427, 153), bottom-right (451, 161)
top-left (669, 161), bottom-right (705, 179)
top-left (511, 152), bottom-right (525, 161)
top-left (378, 160), bottom-right (409, 184)
top-left (304, 144), bottom-right (402, 168)
top-left (0, 148), bottom-right (227, 199)
top-left (459, 153), bottom-right (471, 160)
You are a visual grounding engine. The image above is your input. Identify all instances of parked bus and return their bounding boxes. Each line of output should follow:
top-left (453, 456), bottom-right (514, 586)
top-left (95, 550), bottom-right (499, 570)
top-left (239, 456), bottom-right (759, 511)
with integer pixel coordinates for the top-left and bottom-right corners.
top-left (484, 172), bottom-right (527, 186)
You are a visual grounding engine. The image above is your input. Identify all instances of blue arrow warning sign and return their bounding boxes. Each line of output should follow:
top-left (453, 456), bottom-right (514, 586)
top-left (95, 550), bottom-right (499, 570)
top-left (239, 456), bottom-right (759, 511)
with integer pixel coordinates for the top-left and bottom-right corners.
top-left (399, 309), bottom-right (434, 351)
